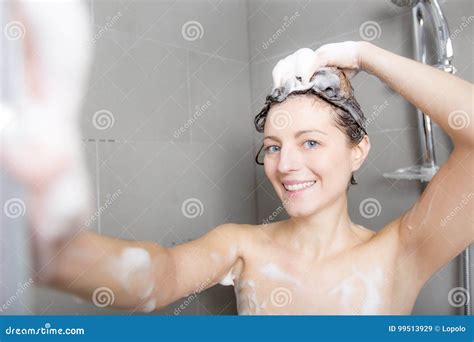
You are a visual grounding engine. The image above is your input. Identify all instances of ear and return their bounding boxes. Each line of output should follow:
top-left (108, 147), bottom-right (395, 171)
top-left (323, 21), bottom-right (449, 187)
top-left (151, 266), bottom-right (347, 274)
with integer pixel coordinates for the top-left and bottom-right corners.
top-left (351, 135), bottom-right (370, 172)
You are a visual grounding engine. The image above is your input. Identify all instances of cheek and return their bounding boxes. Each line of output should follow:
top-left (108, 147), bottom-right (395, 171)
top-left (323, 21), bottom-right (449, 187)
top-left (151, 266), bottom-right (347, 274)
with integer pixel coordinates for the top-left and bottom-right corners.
top-left (264, 159), bottom-right (277, 180)
top-left (310, 146), bottom-right (352, 181)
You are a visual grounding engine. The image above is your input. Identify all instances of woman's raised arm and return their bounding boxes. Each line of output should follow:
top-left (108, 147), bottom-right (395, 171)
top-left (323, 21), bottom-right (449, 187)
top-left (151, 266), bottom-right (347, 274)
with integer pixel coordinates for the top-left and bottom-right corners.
top-left (359, 42), bottom-right (473, 149)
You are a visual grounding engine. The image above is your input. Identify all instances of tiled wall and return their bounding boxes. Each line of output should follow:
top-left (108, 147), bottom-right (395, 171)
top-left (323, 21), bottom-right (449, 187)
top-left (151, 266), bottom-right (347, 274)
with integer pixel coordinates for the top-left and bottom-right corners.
top-left (33, 0), bottom-right (473, 315)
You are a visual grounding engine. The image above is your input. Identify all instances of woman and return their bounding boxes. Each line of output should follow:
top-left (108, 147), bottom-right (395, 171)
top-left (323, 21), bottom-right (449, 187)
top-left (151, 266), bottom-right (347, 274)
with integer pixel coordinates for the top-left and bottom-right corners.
top-left (36, 41), bottom-right (473, 315)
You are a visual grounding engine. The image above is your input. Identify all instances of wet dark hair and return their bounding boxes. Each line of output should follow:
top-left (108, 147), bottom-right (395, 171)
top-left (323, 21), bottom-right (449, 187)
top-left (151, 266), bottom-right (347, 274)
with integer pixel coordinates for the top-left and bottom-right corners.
top-left (254, 92), bottom-right (368, 187)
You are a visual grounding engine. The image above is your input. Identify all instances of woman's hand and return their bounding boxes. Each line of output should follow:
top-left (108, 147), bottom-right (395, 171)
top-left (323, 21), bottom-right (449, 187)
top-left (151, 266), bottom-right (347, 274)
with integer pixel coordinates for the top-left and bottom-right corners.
top-left (272, 41), bottom-right (370, 89)
top-left (1, 1), bottom-right (94, 282)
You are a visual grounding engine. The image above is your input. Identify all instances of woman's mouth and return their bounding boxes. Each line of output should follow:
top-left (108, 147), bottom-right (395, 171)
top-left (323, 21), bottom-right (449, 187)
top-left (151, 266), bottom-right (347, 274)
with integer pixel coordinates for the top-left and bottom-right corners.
top-left (282, 180), bottom-right (317, 194)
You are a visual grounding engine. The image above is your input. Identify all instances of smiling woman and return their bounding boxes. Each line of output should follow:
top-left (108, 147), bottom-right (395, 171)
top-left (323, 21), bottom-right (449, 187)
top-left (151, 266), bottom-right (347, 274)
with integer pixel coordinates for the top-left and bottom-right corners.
top-left (261, 94), bottom-right (371, 211)
top-left (254, 65), bottom-right (374, 223)
top-left (255, 66), bottom-right (369, 188)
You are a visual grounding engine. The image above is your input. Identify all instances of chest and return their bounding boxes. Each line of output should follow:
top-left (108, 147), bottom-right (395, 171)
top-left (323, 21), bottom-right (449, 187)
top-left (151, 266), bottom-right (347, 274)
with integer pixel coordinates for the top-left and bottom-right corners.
top-left (233, 253), bottom-right (400, 315)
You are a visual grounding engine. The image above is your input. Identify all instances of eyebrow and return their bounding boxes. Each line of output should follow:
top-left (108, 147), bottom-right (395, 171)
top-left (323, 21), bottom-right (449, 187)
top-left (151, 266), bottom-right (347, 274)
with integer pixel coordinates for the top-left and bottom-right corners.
top-left (263, 129), bottom-right (327, 142)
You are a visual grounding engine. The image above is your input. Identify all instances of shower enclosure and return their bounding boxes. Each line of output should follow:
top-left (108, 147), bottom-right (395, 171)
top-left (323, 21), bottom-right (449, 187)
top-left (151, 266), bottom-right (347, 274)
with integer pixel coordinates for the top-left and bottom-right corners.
top-left (0, 0), bottom-right (471, 316)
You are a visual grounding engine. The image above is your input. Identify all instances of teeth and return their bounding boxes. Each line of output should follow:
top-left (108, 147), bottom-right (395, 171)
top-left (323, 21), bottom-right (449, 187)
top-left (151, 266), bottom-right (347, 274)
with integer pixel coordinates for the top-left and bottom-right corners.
top-left (283, 181), bottom-right (316, 191)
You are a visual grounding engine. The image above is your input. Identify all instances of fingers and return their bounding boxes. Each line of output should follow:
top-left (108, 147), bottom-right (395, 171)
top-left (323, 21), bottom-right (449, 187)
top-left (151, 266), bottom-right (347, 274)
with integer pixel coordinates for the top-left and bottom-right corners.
top-left (271, 41), bottom-right (362, 91)
top-left (272, 46), bottom-right (331, 90)
top-left (272, 48), bottom-right (318, 89)
top-left (272, 57), bottom-right (293, 89)
top-left (312, 42), bottom-right (339, 70)
top-left (293, 48), bottom-right (317, 85)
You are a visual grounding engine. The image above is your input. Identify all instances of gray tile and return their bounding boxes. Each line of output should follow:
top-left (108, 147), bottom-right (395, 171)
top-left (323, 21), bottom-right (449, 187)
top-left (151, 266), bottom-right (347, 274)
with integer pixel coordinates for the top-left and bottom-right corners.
top-left (105, 53), bottom-right (148, 96)
top-left (143, 0), bottom-right (249, 62)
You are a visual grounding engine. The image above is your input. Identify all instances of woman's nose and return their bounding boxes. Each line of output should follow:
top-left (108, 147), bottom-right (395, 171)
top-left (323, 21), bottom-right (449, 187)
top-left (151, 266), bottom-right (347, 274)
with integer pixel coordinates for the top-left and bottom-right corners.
top-left (277, 146), bottom-right (302, 173)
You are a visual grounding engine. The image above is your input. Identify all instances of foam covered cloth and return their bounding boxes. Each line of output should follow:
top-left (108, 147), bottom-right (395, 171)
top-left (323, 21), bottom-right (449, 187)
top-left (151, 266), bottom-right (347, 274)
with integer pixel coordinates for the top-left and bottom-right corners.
top-left (254, 67), bottom-right (368, 135)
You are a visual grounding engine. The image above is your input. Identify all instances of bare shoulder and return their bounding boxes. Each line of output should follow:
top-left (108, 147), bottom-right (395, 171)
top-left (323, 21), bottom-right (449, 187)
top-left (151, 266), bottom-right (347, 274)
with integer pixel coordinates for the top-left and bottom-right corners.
top-left (218, 221), bottom-right (275, 236)
top-left (212, 222), bottom-right (263, 255)
top-left (216, 221), bottom-right (284, 257)
top-left (214, 222), bottom-right (257, 241)
top-left (212, 222), bottom-right (266, 281)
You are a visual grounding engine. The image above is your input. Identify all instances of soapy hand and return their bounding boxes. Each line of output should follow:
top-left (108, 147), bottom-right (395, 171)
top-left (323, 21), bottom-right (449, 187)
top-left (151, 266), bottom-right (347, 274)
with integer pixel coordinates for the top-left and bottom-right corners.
top-left (272, 41), bottom-right (367, 90)
top-left (1, 1), bottom-right (92, 250)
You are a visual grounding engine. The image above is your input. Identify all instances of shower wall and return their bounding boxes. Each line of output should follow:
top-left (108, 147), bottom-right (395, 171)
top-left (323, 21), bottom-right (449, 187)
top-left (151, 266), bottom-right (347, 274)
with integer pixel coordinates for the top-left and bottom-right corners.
top-left (247, 0), bottom-right (473, 315)
top-left (29, 0), bottom-right (472, 316)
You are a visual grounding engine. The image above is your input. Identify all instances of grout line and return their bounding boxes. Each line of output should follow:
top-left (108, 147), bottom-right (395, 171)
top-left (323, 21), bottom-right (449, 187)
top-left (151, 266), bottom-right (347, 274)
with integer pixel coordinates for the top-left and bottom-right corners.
top-left (95, 140), bottom-right (101, 234)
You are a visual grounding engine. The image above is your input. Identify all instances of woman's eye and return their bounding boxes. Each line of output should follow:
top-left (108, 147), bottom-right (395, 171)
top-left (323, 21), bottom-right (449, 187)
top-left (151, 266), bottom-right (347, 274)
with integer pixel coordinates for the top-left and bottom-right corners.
top-left (264, 145), bottom-right (280, 154)
top-left (304, 140), bottom-right (319, 149)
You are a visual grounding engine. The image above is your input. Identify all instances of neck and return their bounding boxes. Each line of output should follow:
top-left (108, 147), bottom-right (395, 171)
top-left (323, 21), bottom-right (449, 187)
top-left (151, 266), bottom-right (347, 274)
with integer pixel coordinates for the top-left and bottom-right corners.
top-left (282, 195), bottom-right (361, 260)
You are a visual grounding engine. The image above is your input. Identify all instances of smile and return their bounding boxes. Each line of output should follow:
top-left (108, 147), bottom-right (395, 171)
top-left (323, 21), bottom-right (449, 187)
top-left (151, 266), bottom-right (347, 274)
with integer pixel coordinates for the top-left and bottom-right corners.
top-left (282, 181), bottom-right (316, 192)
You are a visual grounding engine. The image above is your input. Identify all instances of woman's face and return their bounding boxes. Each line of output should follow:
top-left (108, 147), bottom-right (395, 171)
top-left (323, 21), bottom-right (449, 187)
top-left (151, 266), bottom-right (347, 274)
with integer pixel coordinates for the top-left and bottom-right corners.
top-left (263, 95), bottom-right (364, 217)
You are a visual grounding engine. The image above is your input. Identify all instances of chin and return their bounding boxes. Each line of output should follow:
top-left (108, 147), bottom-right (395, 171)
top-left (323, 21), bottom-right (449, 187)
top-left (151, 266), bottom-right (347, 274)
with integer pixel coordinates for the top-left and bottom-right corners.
top-left (284, 202), bottom-right (320, 218)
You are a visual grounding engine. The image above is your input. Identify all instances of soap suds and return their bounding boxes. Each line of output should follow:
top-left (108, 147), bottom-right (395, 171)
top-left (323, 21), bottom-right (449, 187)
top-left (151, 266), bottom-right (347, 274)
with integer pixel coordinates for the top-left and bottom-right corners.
top-left (113, 247), bottom-right (154, 299)
top-left (140, 298), bottom-right (156, 313)
top-left (235, 279), bottom-right (266, 315)
top-left (329, 277), bottom-right (355, 298)
top-left (218, 268), bottom-right (235, 286)
top-left (329, 265), bottom-right (384, 314)
top-left (259, 262), bottom-right (301, 286)
top-left (353, 266), bottom-right (384, 314)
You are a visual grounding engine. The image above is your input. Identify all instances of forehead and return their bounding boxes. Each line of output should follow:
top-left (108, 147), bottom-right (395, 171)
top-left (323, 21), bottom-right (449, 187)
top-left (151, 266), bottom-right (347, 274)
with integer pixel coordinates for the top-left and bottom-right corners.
top-left (264, 95), bottom-right (334, 134)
